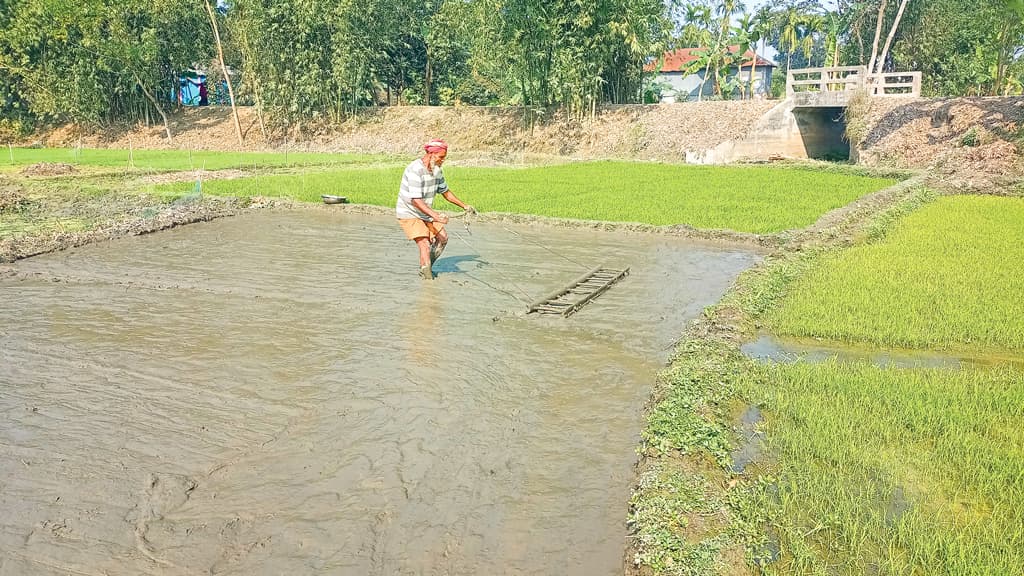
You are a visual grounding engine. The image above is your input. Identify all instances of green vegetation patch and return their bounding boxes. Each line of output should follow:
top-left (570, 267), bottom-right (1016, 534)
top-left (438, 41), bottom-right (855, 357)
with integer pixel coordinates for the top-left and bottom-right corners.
top-left (173, 161), bottom-right (896, 234)
top-left (3, 147), bottom-right (392, 171)
top-left (632, 187), bottom-right (1024, 575)
top-left (767, 195), bottom-right (1024, 352)
top-left (742, 361), bottom-right (1024, 575)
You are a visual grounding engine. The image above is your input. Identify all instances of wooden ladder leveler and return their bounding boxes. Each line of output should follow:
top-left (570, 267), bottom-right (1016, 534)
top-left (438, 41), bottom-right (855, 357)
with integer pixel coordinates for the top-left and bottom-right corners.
top-left (526, 266), bottom-right (630, 318)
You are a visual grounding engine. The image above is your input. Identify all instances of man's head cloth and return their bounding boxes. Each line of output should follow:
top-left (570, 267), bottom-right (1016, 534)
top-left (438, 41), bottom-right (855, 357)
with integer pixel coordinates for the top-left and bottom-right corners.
top-left (424, 139), bottom-right (448, 154)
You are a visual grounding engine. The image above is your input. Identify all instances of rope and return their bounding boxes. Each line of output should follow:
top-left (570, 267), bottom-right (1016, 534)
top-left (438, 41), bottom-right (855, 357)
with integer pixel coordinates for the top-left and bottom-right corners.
top-left (446, 210), bottom-right (593, 271)
top-left (498, 225), bottom-right (593, 270)
top-left (448, 227), bottom-right (534, 305)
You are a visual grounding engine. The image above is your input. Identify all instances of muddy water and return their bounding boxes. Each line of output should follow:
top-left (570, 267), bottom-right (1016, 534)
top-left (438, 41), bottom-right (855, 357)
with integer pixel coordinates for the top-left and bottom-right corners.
top-left (0, 211), bottom-right (759, 576)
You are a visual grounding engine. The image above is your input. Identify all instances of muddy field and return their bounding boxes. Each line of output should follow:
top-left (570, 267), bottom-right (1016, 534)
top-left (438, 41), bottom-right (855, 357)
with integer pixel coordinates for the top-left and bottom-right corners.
top-left (0, 211), bottom-right (760, 575)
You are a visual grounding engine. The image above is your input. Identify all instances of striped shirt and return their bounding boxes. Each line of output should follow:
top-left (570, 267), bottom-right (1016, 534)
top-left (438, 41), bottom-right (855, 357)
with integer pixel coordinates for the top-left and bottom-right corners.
top-left (396, 159), bottom-right (448, 220)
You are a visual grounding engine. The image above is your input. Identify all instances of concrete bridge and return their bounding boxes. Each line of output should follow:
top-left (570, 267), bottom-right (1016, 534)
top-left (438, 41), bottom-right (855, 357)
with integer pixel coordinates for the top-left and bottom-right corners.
top-left (687, 66), bottom-right (922, 164)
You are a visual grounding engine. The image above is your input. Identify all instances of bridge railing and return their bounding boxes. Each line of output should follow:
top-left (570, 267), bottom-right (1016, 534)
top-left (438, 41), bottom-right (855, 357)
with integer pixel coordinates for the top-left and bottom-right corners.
top-left (787, 66), bottom-right (921, 98)
top-left (865, 72), bottom-right (922, 97)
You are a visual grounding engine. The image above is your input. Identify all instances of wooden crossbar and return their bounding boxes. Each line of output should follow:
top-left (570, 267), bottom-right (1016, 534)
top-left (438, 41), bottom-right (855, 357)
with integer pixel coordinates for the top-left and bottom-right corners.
top-left (527, 266), bottom-right (630, 318)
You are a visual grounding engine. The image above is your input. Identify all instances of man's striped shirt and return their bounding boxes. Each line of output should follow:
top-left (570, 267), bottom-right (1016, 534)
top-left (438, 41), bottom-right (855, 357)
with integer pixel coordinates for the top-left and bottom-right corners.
top-left (396, 159), bottom-right (448, 220)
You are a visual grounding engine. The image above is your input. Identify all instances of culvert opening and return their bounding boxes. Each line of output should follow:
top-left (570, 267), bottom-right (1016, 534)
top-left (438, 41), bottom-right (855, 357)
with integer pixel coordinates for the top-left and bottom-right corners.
top-left (793, 105), bottom-right (850, 161)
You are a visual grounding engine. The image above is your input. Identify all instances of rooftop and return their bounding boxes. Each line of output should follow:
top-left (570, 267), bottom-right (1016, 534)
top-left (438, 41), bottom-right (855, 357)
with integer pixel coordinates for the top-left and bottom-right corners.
top-left (645, 47), bottom-right (776, 73)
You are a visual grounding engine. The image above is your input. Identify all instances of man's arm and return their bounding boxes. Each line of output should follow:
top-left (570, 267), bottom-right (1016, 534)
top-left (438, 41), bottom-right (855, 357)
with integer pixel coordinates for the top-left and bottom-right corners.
top-left (441, 190), bottom-right (475, 213)
top-left (411, 198), bottom-right (449, 223)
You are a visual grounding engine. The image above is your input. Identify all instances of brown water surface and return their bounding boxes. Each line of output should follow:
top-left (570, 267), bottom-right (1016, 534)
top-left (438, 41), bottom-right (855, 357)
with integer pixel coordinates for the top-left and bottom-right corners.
top-left (0, 211), bottom-right (759, 575)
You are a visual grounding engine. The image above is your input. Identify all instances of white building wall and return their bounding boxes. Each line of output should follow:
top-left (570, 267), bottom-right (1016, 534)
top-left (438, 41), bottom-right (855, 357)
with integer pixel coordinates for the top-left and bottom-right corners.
top-left (656, 67), bottom-right (773, 102)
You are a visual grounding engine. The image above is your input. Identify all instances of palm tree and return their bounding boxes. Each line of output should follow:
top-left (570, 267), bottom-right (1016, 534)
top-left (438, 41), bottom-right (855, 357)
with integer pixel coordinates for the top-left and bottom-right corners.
top-left (800, 13), bottom-right (824, 67)
top-left (778, 6), bottom-right (801, 71)
top-left (749, 5), bottom-right (774, 97)
top-left (680, 3), bottom-right (713, 48)
top-left (734, 12), bottom-right (756, 99)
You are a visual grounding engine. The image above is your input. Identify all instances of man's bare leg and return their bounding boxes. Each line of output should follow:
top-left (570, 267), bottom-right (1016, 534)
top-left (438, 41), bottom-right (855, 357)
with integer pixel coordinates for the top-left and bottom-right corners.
top-left (415, 237), bottom-right (432, 279)
top-left (429, 236), bottom-right (448, 265)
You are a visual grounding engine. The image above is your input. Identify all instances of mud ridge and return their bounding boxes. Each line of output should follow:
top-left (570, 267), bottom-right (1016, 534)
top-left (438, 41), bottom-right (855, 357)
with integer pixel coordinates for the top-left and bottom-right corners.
top-left (300, 201), bottom-right (776, 248)
top-left (0, 198), bottom-right (249, 263)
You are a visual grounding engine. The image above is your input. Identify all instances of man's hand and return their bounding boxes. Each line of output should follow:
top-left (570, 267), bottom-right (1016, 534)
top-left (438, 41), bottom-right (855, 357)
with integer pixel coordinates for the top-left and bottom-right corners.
top-left (434, 213), bottom-right (450, 224)
top-left (464, 205), bottom-right (477, 215)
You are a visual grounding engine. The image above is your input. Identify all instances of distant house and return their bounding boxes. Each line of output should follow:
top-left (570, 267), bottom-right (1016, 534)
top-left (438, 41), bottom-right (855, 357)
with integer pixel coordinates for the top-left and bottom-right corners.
top-left (645, 47), bottom-right (776, 102)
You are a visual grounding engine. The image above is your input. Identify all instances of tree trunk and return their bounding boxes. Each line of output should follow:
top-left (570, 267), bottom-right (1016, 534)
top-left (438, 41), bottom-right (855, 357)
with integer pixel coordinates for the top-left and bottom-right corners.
top-left (424, 48), bottom-right (432, 106)
top-left (749, 52), bottom-right (758, 99)
top-left (993, 21), bottom-right (1012, 95)
top-left (235, 25), bottom-right (266, 138)
top-left (133, 73), bottom-right (172, 141)
top-left (867, 0), bottom-right (888, 74)
top-left (875, 0), bottom-right (910, 74)
top-left (204, 0), bottom-right (244, 146)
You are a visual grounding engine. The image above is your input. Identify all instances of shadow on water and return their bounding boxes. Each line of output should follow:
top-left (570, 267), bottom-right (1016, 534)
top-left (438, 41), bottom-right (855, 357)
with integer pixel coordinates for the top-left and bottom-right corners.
top-left (432, 253), bottom-right (481, 274)
top-left (741, 334), bottom-right (1024, 370)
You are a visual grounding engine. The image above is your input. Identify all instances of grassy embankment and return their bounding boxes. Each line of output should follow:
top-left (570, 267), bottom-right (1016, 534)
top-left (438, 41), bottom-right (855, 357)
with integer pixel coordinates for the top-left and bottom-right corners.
top-left (0, 146), bottom-right (392, 172)
top-left (631, 193), bottom-right (1024, 575)
top-left (161, 162), bottom-right (896, 234)
top-left (3, 148), bottom-right (897, 242)
top-left (0, 148), bottom-right (394, 242)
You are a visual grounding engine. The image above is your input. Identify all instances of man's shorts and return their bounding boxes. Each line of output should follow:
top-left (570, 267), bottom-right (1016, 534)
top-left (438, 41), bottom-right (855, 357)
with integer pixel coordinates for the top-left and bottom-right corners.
top-left (398, 218), bottom-right (446, 241)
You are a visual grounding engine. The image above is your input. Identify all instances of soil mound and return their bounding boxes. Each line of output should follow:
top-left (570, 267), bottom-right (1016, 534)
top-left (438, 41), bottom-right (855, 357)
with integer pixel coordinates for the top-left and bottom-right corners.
top-left (26, 97), bottom-right (1024, 187)
top-left (21, 162), bottom-right (79, 176)
top-left (0, 184), bottom-right (30, 213)
top-left (33, 102), bottom-right (777, 162)
top-left (858, 97), bottom-right (1024, 189)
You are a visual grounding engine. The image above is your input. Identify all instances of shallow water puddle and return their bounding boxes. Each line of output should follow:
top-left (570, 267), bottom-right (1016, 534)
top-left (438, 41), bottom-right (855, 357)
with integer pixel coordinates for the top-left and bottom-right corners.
top-left (742, 334), bottom-right (1024, 370)
top-left (1, 211), bottom-right (759, 575)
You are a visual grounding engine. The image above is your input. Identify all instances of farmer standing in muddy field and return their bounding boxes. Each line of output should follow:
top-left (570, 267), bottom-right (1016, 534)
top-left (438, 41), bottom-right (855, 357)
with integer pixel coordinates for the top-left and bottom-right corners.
top-left (396, 139), bottom-right (475, 280)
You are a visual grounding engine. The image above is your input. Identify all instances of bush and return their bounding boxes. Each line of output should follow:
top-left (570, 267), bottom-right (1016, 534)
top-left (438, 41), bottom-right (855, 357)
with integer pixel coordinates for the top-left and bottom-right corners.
top-left (960, 127), bottom-right (981, 147)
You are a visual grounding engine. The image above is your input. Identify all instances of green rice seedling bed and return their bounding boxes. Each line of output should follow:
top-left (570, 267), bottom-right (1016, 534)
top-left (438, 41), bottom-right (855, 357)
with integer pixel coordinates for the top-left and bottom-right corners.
top-left (767, 195), bottom-right (1024, 352)
top-left (170, 161), bottom-right (896, 234)
top-left (2, 147), bottom-right (393, 171)
top-left (742, 361), bottom-right (1024, 576)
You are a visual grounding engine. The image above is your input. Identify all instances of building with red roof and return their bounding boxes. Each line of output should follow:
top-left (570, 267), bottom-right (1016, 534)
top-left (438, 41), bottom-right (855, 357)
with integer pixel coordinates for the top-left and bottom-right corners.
top-left (645, 47), bottom-right (776, 102)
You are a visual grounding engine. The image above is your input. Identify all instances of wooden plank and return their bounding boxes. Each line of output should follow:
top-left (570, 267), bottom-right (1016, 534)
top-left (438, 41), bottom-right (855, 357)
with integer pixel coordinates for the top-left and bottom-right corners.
top-left (560, 268), bottom-right (629, 317)
top-left (527, 267), bottom-right (631, 317)
top-left (527, 265), bottom-right (604, 313)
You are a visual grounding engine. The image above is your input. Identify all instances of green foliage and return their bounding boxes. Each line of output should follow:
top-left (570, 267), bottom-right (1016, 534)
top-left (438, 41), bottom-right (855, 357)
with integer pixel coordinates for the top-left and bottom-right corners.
top-left (168, 161), bottom-right (896, 233)
top-left (960, 126), bottom-right (982, 147)
top-left (743, 362), bottom-right (1024, 575)
top-left (0, 0), bottom-right (211, 125)
top-left (768, 195), bottom-right (1024, 352)
top-left (629, 461), bottom-right (729, 575)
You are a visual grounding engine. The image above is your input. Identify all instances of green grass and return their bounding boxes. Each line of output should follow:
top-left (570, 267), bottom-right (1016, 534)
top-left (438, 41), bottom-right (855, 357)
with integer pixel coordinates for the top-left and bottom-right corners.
top-left (743, 361), bottom-right (1024, 576)
top-left (163, 161), bottom-right (897, 234)
top-left (767, 195), bottom-right (1024, 352)
top-left (1, 147), bottom-right (393, 171)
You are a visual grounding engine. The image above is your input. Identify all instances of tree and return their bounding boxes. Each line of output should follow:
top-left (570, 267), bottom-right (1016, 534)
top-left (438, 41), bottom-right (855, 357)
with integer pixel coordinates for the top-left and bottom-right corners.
top-left (748, 5), bottom-right (775, 96)
top-left (1, 0), bottom-right (211, 131)
top-left (778, 5), bottom-right (802, 70)
top-left (204, 0), bottom-right (242, 144)
top-left (867, 0), bottom-right (888, 74)
top-left (875, 0), bottom-right (911, 73)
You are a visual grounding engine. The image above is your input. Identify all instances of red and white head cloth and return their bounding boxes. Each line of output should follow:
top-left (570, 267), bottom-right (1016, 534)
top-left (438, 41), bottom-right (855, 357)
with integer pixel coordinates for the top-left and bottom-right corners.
top-left (424, 139), bottom-right (448, 154)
